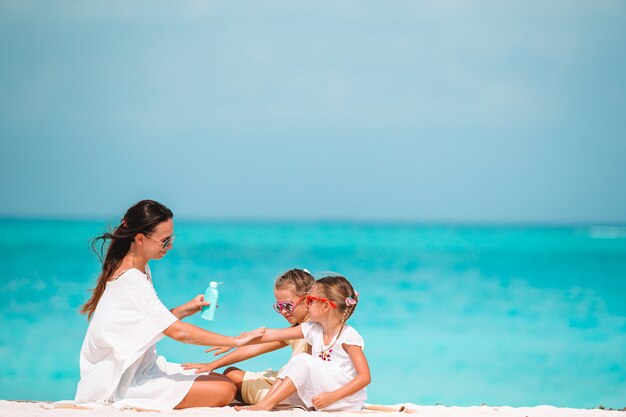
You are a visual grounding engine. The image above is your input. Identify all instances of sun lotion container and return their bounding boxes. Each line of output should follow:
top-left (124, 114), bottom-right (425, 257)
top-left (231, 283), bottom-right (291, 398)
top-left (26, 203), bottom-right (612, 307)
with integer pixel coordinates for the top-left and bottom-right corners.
top-left (201, 281), bottom-right (222, 320)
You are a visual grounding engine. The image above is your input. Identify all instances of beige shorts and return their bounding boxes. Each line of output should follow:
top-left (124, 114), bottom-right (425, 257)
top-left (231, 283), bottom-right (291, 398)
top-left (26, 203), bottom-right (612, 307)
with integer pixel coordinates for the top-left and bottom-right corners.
top-left (241, 369), bottom-right (279, 405)
top-left (241, 369), bottom-right (306, 406)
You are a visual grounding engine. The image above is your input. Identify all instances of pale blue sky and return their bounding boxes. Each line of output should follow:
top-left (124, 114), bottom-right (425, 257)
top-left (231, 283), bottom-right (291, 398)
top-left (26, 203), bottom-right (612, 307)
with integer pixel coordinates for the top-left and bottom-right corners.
top-left (1, 1), bottom-right (625, 223)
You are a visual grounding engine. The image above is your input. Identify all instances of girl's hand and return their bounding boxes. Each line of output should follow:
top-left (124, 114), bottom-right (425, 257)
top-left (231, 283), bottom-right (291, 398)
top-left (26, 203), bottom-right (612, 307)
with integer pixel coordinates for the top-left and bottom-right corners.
top-left (181, 362), bottom-right (214, 374)
top-left (205, 346), bottom-right (232, 356)
top-left (311, 392), bottom-right (338, 409)
top-left (234, 327), bottom-right (266, 346)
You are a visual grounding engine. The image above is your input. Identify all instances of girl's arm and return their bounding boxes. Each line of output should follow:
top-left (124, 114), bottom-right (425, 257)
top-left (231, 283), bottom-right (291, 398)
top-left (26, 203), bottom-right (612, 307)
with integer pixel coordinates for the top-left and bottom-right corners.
top-left (163, 320), bottom-right (264, 347)
top-left (182, 341), bottom-right (287, 374)
top-left (311, 344), bottom-right (371, 410)
top-left (249, 326), bottom-right (304, 344)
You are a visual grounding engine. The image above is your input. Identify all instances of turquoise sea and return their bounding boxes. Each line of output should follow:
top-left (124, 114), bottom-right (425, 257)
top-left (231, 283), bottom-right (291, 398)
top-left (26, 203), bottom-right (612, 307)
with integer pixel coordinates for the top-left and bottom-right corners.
top-left (1, 219), bottom-right (625, 408)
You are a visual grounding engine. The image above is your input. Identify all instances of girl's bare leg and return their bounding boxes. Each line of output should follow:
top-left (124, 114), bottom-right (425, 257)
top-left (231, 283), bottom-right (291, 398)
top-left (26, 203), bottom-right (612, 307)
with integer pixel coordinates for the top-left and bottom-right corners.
top-left (262, 377), bottom-right (284, 398)
top-left (175, 373), bottom-right (237, 409)
top-left (235, 377), bottom-right (297, 411)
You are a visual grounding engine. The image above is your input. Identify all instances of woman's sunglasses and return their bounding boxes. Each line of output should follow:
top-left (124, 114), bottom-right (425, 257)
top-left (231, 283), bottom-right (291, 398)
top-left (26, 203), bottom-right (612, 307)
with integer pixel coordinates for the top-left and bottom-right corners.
top-left (272, 296), bottom-right (305, 314)
top-left (145, 234), bottom-right (176, 249)
top-left (305, 295), bottom-right (337, 309)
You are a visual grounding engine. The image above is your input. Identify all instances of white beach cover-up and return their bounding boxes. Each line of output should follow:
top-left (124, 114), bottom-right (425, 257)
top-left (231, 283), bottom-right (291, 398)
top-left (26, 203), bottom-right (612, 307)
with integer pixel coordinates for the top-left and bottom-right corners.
top-left (74, 267), bottom-right (199, 410)
top-left (278, 321), bottom-right (367, 411)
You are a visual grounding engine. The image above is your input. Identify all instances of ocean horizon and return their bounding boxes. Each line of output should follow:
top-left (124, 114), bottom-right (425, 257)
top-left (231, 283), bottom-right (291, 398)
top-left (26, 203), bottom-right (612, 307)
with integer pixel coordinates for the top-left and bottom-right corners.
top-left (1, 218), bottom-right (625, 409)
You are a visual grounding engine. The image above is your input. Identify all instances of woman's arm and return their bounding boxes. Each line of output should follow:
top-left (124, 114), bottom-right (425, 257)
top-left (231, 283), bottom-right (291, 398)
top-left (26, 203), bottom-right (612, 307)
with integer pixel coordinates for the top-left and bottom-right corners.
top-left (163, 320), bottom-right (264, 347)
top-left (182, 341), bottom-right (287, 374)
top-left (311, 344), bottom-right (371, 410)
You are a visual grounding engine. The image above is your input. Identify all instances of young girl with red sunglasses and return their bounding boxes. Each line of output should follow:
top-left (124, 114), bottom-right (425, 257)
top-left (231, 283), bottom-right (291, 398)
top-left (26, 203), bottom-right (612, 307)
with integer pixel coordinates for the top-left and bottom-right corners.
top-left (235, 275), bottom-right (369, 412)
top-left (182, 268), bottom-right (315, 406)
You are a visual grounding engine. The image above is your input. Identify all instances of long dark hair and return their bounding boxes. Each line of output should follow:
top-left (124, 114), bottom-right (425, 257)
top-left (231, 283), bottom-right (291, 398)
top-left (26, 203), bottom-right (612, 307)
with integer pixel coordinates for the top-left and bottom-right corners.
top-left (80, 200), bottom-right (173, 319)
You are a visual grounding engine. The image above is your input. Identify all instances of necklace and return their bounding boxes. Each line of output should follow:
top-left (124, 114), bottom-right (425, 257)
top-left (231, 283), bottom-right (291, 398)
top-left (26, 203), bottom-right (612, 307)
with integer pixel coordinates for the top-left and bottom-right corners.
top-left (319, 327), bottom-right (342, 361)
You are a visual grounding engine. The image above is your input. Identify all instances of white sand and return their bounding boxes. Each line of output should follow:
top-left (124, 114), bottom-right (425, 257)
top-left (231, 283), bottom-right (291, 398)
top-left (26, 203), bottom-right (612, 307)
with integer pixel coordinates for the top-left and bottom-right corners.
top-left (2, 401), bottom-right (625, 417)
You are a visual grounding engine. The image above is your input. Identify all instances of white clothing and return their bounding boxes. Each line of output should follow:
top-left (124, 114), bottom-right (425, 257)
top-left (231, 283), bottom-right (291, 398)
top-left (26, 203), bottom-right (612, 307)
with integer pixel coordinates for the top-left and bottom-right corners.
top-left (74, 267), bottom-right (199, 410)
top-left (277, 321), bottom-right (367, 411)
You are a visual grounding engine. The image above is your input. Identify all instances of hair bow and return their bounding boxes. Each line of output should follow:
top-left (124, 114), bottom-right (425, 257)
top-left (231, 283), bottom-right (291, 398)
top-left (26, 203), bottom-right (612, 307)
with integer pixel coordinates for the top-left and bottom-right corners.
top-left (345, 296), bottom-right (357, 306)
top-left (121, 218), bottom-right (128, 228)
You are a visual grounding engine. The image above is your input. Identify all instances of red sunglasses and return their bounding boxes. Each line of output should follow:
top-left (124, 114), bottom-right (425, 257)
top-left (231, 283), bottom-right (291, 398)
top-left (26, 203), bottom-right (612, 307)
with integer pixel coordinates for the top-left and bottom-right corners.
top-left (305, 295), bottom-right (337, 309)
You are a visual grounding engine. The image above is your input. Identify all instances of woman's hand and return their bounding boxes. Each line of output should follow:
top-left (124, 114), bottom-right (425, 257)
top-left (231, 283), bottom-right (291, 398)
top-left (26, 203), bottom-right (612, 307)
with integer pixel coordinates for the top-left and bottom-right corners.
top-left (234, 327), bottom-right (266, 346)
top-left (181, 362), bottom-right (215, 374)
top-left (172, 294), bottom-right (209, 319)
top-left (311, 392), bottom-right (338, 409)
top-left (205, 346), bottom-right (233, 356)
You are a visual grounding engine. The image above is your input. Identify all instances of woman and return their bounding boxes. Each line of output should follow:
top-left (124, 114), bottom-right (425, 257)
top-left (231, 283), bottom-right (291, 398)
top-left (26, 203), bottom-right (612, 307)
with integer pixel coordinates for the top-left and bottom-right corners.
top-left (75, 200), bottom-right (263, 410)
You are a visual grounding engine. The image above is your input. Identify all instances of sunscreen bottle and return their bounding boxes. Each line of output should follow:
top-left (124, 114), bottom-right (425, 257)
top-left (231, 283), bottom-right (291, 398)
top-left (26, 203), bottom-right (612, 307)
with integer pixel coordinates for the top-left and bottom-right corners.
top-left (201, 281), bottom-right (222, 320)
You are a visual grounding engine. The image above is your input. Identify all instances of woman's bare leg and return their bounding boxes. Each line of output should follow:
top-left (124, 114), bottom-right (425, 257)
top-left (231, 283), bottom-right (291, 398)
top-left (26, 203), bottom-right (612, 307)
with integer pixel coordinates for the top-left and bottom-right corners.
top-left (175, 373), bottom-right (237, 409)
top-left (235, 377), bottom-right (297, 411)
top-left (223, 367), bottom-right (245, 402)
